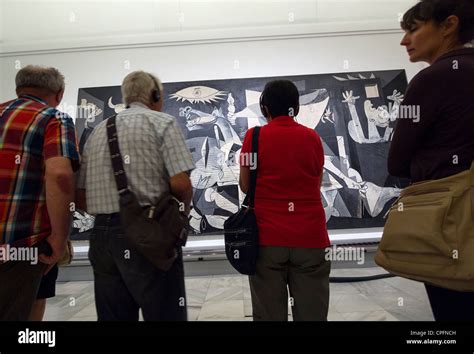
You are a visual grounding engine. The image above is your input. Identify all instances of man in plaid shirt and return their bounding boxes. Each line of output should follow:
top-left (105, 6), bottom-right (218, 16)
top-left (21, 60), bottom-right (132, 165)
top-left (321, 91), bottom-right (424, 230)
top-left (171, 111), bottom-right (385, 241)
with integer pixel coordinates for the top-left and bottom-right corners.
top-left (76, 71), bottom-right (194, 321)
top-left (0, 65), bottom-right (79, 320)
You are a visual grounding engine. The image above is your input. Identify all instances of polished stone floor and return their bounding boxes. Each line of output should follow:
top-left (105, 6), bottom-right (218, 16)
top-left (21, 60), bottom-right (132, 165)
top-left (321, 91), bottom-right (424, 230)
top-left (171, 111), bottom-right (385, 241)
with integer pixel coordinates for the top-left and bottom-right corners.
top-left (44, 266), bottom-right (434, 321)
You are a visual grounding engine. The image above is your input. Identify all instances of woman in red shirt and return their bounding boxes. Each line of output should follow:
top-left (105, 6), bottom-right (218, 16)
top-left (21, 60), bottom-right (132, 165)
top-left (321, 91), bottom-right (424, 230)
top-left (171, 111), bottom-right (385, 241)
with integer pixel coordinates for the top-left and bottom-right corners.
top-left (239, 80), bottom-right (330, 321)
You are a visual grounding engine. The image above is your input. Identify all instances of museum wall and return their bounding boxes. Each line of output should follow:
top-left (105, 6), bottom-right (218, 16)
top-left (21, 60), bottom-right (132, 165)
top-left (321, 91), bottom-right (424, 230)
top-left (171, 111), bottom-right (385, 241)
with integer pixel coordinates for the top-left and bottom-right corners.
top-left (2, 0), bottom-right (415, 52)
top-left (0, 0), bottom-right (426, 115)
top-left (0, 33), bottom-right (427, 118)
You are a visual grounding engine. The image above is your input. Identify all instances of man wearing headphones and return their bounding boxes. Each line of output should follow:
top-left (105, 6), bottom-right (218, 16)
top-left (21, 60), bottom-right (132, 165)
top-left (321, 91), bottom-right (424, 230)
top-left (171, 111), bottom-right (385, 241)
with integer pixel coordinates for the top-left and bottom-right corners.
top-left (76, 71), bottom-right (195, 320)
top-left (239, 80), bottom-right (331, 321)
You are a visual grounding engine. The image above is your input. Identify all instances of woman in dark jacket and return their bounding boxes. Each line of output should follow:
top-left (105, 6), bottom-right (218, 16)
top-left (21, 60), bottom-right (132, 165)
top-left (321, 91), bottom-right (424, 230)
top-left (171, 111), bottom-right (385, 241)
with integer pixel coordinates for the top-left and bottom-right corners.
top-left (389, 0), bottom-right (474, 321)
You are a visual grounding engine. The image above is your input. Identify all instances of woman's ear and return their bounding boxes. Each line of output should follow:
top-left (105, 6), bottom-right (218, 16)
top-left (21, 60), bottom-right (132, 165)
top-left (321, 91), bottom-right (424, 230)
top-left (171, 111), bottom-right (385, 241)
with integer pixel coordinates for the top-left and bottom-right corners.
top-left (442, 15), bottom-right (460, 39)
top-left (264, 106), bottom-right (271, 121)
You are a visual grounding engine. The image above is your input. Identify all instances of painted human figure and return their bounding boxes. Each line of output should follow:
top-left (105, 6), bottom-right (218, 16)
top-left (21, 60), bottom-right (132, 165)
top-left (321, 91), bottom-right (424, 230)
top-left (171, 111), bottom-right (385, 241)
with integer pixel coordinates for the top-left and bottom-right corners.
top-left (342, 89), bottom-right (404, 144)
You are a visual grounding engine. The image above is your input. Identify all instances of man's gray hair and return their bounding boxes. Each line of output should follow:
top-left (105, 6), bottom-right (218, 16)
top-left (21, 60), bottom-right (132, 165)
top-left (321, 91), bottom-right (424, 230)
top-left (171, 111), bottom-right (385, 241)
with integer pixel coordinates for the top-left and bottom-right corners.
top-left (121, 71), bottom-right (163, 106)
top-left (15, 65), bottom-right (65, 93)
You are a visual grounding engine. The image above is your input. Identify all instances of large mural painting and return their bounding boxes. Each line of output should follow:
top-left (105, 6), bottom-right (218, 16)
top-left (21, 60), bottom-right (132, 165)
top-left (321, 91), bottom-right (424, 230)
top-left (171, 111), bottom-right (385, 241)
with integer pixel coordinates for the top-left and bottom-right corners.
top-left (71, 70), bottom-right (408, 240)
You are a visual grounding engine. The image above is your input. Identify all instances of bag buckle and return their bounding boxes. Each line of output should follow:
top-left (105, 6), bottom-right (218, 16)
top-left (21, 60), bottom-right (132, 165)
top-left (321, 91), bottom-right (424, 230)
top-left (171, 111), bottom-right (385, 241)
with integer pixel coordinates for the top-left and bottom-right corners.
top-left (148, 206), bottom-right (156, 219)
top-left (177, 227), bottom-right (188, 247)
top-left (383, 195), bottom-right (402, 219)
top-left (118, 188), bottom-right (129, 195)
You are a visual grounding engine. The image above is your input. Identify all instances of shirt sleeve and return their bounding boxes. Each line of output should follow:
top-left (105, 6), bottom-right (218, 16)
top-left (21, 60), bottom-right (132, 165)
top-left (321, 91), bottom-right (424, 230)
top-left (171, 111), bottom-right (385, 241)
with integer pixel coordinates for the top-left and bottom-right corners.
top-left (387, 71), bottom-right (439, 178)
top-left (239, 127), bottom-right (254, 167)
top-left (161, 120), bottom-right (195, 177)
top-left (43, 112), bottom-right (80, 172)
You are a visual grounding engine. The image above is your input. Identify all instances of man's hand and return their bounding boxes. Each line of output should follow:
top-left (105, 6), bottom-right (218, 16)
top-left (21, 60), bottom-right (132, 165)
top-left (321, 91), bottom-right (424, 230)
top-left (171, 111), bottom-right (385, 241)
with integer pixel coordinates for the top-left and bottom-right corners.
top-left (170, 172), bottom-right (193, 215)
top-left (38, 235), bottom-right (67, 274)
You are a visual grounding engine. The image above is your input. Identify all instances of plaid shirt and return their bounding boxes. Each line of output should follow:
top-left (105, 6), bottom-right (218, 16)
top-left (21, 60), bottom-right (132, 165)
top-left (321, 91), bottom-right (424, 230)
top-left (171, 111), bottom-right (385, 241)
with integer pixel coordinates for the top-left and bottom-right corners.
top-left (77, 102), bottom-right (195, 214)
top-left (0, 95), bottom-right (80, 247)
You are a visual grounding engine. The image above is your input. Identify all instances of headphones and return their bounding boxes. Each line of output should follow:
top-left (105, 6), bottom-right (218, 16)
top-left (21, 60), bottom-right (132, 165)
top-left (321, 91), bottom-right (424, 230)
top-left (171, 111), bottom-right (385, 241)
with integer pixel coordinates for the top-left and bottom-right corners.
top-left (259, 88), bottom-right (300, 119)
top-left (148, 73), bottom-right (161, 103)
top-left (259, 91), bottom-right (268, 118)
top-left (291, 101), bottom-right (300, 119)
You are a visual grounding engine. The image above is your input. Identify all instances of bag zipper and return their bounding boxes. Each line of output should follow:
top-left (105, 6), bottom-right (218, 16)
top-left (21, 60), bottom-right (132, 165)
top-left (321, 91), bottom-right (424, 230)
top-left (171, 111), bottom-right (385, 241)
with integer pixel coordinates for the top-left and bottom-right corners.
top-left (384, 200), bottom-right (444, 219)
top-left (226, 228), bottom-right (250, 234)
top-left (383, 187), bottom-right (450, 219)
top-left (401, 187), bottom-right (450, 198)
top-left (229, 241), bottom-right (253, 247)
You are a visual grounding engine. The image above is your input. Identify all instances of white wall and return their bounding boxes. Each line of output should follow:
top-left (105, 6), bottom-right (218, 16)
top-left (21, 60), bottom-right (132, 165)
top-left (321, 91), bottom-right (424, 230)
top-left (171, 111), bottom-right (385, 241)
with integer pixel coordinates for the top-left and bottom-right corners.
top-left (0, 32), bottom-right (426, 116)
top-left (1, 0), bottom-right (415, 53)
top-left (0, 0), bottom-right (426, 113)
top-left (0, 0), bottom-right (3, 44)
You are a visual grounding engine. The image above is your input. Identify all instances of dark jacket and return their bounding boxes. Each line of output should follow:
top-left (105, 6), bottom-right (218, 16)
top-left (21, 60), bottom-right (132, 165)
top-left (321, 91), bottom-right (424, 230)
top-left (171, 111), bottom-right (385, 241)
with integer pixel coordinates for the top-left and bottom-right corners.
top-left (388, 48), bottom-right (474, 183)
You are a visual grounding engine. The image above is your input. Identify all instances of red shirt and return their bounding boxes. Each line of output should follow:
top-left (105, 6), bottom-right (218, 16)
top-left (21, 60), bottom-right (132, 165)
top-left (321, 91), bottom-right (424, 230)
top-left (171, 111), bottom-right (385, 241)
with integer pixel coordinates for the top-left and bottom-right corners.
top-left (240, 116), bottom-right (329, 248)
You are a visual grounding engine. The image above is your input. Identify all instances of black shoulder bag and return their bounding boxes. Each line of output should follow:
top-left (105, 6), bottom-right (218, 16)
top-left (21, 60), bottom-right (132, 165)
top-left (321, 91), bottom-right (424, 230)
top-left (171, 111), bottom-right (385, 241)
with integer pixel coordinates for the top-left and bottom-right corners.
top-left (224, 126), bottom-right (261, 275)
top-left (106, 115), bottom-right (189, 271)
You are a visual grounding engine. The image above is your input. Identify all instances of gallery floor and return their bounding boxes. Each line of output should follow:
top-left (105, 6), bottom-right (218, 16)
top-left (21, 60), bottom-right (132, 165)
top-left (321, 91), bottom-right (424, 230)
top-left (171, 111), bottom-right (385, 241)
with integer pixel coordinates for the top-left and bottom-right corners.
top-left (44, 266), bottom-right (434, 321)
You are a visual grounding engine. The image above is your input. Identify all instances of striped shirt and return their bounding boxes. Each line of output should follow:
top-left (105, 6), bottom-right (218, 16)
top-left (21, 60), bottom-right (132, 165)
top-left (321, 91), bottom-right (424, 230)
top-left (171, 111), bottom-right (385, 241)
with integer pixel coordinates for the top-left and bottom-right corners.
top-left (0, 94), bottom-right (80, 247)
top-left (77, 102), bottom-right (195, 214)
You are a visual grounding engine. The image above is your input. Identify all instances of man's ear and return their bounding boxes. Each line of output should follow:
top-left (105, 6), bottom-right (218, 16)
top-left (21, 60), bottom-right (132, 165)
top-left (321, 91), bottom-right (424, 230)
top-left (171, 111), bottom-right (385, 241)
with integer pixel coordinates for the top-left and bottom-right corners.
top-left (56, 89), bottom-right (65, 105)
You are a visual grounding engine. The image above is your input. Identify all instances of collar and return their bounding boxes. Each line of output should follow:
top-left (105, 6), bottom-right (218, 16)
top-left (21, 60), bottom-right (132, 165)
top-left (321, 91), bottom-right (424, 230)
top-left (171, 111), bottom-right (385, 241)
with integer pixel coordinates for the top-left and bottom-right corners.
top-left (128, 102), bottom-right (149, 109)
top-left (268, 115), bottom-right (298, 125)
top-left (18, 94), bottom-right (47, 105)
top-left (434, 47), bottom-right (474, 64)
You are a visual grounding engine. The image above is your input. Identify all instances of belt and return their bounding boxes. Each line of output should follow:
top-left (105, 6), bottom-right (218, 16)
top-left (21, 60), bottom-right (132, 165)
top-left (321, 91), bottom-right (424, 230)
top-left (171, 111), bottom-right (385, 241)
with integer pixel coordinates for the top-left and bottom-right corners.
top-left (94, 205), bottom-right (150, 222)
top-left (94, 212), bottom-right (120, 223)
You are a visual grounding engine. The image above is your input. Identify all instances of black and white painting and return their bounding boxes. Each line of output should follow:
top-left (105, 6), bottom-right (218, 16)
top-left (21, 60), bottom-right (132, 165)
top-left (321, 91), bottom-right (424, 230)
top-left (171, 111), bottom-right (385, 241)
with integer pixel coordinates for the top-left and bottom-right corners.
top-left (72, 70), bottom-right (408, 239)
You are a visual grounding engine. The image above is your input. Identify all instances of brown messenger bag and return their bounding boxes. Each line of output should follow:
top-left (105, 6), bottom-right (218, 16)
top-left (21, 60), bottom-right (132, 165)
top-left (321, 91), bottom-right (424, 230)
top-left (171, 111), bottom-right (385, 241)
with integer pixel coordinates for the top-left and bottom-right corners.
top-left (375, 162), bottom-right (474, 292)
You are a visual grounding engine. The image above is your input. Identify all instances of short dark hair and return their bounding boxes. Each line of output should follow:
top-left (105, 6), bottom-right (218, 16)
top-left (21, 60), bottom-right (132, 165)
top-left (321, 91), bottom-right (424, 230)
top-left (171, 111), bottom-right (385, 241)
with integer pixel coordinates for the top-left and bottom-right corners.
top-left (401, 0), bottom-right (474, 44)
top-left (261, 80), bottom-right (299, 118)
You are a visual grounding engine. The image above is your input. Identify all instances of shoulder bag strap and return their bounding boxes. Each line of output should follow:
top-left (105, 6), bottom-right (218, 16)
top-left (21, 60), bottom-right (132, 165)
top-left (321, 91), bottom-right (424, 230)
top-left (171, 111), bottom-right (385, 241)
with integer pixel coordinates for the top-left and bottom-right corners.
top-left (470, 161), bottom-right (474, 187)
top-left (106, 115), bottom-right (129, 194)
top-left (247, 126), bottom-right (261, 208)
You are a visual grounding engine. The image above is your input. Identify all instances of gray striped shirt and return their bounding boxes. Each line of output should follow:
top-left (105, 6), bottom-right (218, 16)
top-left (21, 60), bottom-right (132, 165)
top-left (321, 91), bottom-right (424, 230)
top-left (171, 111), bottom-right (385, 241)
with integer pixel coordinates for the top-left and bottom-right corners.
top-left (77, 102), bottom-right (195, 214)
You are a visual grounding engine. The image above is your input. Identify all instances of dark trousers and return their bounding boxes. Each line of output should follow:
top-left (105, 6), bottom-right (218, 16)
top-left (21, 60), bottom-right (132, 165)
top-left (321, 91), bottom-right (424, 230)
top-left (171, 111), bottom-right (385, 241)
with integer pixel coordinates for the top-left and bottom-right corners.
top-left (249, 246), bottom-right (331, 321)
top-left (425, 284), bottom-right (474, 321)
top-left (89, 213), bottom-right (187, 321)
top-left (0, 242), bottom-right (47, 321)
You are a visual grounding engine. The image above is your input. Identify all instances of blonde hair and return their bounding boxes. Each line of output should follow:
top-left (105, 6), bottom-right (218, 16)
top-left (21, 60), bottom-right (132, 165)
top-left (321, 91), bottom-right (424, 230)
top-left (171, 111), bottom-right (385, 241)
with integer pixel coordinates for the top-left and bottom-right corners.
top-left (121, 71), bottom-right (163, 106)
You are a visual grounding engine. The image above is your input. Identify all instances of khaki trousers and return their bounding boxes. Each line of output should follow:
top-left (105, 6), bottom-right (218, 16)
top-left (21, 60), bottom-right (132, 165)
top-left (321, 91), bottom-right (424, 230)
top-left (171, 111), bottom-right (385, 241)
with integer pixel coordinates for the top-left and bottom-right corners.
top-left (249, 246), bottom-right (330, 321)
